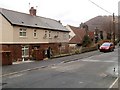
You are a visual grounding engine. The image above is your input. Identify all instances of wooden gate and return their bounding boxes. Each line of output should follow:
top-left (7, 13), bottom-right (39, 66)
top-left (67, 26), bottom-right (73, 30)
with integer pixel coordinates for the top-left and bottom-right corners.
top-left (1, 51), bottom-right (12, 65)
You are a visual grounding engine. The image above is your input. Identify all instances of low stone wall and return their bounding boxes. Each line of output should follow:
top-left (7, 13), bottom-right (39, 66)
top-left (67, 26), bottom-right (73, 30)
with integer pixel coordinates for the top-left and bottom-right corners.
top-left (52, 45), bottom-right (98, 58)
top-left (81, 46), bottom-right (98, 53)
top-left (68, 45), bottom-right (98, 55)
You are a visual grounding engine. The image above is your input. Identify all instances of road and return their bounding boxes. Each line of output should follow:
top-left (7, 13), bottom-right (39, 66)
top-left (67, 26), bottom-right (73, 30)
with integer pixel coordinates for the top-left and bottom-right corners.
top-left (2, 48), bottom-right (118, 89)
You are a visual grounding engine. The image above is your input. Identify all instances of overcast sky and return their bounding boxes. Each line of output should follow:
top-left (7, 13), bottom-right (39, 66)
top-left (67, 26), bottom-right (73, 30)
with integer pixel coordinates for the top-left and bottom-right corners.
top-left (0, 0), bottom-right (119, 26)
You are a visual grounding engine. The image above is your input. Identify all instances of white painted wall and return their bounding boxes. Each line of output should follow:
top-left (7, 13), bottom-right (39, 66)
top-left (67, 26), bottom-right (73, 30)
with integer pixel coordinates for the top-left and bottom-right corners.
top-left (1, 15), bottom-right (13, 43)
top-left (66, 25), bottom-right (75, 40)
top-left (0, 14), bottom-right (2, 43)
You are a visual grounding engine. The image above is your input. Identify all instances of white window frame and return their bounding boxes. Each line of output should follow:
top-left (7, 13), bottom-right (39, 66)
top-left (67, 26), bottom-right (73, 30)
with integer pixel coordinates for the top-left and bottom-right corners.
top-left (19, 28), bottom-right (27, 37)
top-left (43, 31), bottom-right (47, 38)
top-left (22, 45), bottom-right (29, 58)
top-left (54, 32), bottom-right (59, 38)
top-left (33, 30), bottom-right (37, 38)
top-left (49, 31), bottom-right (52, 38)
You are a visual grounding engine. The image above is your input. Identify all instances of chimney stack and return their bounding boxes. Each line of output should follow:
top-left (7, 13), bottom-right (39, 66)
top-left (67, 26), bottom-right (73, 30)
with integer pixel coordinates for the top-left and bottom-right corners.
top-left (29, 7), bottom-right (36, 16)
top-left (58, 20), bottom-right (62, 24)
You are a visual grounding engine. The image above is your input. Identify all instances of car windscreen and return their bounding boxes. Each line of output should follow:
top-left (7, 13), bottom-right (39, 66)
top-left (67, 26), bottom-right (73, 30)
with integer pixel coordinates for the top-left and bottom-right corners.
top-left (101, 43), bottom-right (110, 46)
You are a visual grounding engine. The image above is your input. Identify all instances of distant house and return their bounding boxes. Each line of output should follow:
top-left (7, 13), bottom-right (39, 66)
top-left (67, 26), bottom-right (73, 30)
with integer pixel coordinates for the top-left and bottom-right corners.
top-left (66, 25), bottom-right (94, 47)
top-left (0, 7), bottom-right (70, 65)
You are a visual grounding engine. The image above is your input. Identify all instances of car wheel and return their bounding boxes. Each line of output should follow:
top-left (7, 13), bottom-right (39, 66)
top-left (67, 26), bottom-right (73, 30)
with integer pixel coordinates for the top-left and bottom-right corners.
top-left (111, 48), bottom-right (113, 52)
top-left (110, 48), bottom-right (112, 52)
top-left (112, 49), bottom-right (114, 51)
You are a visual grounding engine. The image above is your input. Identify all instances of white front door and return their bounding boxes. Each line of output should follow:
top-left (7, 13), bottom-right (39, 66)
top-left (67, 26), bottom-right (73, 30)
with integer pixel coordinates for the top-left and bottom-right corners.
top-left (22, 45), bottom-right (29, 58)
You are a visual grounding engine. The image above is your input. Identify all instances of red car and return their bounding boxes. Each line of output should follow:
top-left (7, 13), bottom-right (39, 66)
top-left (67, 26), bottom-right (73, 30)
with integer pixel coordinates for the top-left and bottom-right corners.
top-left (99, 42), bottom-right (115, 52)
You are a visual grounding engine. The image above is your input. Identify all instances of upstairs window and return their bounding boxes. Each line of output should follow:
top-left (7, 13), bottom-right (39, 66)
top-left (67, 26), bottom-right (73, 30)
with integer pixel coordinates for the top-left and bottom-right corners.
top-left (57, 32), bottom-right (59, 37)
top-left (19, 28), bottom-right (26, 37)
top-left (45, 31), bottom-right (47, 37)
top-left (33, 30), bottom-right (37, 37)
top-left (63, 33), bottom-right (66, 39)
top-left (49, 31), bottom-right (51, 38)
top-left (54, 32), bottom-right (59, 38)
top-left (43, 31), bottom-right (47, 38)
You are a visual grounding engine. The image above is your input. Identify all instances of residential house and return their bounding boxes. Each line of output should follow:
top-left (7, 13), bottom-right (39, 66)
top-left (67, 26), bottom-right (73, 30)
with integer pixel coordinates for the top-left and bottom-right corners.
top-left (66, 25), bottom-right (94, 47)
top-left (0, 7), bottom-right (70, 65)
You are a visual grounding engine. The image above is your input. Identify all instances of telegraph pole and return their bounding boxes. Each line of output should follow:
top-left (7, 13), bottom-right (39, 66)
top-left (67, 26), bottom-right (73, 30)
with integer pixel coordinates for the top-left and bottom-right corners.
top-left (112, 13), bottom-right (115, 45)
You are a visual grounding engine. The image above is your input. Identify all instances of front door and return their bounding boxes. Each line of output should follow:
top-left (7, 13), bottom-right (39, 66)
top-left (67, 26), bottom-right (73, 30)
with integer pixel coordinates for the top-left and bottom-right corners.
top-left (22, 45), bottom-right (29, 60)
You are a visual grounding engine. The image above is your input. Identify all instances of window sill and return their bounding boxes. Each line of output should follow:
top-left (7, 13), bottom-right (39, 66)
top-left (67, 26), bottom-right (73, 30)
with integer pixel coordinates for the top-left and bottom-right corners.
top-left (49, 37), bottom-right (52, 39)
top-left (34, 37), bottom-right (38, 39)
top-left (19, 36), bottom-right (27, 39)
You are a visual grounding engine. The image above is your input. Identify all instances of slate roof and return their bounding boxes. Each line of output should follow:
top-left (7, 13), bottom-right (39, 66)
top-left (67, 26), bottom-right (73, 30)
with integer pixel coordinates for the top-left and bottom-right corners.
top-left (0, 8), bottom-right (69, 32)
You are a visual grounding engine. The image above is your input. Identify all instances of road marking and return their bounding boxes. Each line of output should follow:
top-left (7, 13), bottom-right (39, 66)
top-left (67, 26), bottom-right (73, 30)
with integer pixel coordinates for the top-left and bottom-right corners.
top-left (79, 81), bottom-right (84, 84)
top-left (82, 59), bottom-right (100, 62)
top-left (81, 59), bottom-right (115, 63)
top-left (108, 77), bottom-right (118, 90)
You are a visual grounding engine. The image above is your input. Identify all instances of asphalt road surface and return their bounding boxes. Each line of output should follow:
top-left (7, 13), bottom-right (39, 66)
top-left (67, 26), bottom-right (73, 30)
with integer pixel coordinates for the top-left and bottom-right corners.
top-left (2, 49), bottom-right (118, 89)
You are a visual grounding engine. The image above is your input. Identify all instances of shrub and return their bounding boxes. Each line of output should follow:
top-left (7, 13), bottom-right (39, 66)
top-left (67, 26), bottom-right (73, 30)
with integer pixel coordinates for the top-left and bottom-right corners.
top-left (75, 49), bottom-right (80, 54)
top-left (82, 35), bottom-right (92, 47)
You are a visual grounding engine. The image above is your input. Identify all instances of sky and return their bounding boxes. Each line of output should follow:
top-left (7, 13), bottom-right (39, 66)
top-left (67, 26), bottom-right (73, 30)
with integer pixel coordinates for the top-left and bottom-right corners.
top-left (0, 0), bottom-right (119, 26)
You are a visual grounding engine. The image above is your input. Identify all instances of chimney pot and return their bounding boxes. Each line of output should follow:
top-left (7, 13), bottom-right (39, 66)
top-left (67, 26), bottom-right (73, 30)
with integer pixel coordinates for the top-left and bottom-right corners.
top-left (29, 7), bottom-right (36, 16)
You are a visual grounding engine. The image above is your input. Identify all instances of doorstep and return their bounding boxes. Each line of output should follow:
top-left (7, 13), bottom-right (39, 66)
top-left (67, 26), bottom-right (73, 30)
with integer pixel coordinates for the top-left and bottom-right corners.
top-left (13, 60), bottom-right (34, 65)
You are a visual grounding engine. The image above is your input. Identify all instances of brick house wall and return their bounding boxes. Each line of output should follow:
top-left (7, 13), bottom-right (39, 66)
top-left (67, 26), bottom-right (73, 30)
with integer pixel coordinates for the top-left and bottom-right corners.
top-left (1, 43), bottom-right (69, 64)
top-left (2, 44), bottom-right (22, 62)
top-left (29, 43), bottom-right (69, 60)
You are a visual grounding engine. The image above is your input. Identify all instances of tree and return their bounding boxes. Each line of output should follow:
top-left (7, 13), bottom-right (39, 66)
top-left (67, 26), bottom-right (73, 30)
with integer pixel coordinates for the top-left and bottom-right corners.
top-left (95, 34), bottom-right (99, 43)
top-left (100, 31), bottom-right (103, 40)
top-left (82, 35), bottom-right (92, 47)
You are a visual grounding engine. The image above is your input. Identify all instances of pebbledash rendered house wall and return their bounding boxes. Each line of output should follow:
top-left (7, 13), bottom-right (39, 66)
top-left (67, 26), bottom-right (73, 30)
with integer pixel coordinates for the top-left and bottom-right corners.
top-left (0, 7), bottom-right (70, 65)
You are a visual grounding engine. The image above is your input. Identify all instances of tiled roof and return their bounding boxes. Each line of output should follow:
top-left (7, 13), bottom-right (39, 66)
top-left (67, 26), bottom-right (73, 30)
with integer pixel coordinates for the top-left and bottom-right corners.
top-left (0, 8), bottom-right (69, 32)
top-left (68, 25), bottom-right (86, 44)
top-left (88, 31), bottom-right (94, 39)
top-left (69, 35), bottom-right (82, 44)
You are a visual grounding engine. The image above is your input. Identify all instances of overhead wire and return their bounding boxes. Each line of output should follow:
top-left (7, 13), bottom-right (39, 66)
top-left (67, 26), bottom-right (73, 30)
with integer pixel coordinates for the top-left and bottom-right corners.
top-left (88, 0), bottom-right (112, 14)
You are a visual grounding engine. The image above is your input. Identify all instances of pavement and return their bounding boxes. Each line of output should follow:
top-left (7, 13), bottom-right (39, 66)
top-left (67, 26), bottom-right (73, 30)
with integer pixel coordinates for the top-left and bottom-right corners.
top-left (2, 50), bottom-right (102, 76)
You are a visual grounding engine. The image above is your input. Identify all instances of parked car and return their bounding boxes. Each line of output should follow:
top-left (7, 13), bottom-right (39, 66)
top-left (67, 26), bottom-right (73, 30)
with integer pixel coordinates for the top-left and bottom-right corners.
top-left (99, 42), bottom-right (115, 52)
